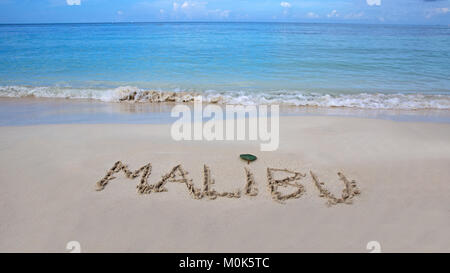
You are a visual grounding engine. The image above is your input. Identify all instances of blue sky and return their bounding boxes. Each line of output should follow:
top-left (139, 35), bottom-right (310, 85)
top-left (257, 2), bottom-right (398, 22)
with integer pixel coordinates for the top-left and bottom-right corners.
top-left (0, 0), bottom-right (449, 24)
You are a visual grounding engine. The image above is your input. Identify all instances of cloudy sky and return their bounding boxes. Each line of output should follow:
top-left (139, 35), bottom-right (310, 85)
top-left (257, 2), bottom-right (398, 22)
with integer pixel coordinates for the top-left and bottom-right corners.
top-left (0, 0), bottom-right (449, 24)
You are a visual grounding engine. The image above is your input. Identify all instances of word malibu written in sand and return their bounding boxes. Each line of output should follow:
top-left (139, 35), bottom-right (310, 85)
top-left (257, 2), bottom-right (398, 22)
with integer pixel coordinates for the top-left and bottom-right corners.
top-left (96, 161), bottom-right (361, 205)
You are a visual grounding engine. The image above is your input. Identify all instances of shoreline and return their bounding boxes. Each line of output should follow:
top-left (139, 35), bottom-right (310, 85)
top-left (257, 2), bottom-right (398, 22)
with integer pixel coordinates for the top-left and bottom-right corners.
top-left (0, 116), bottom-right (449, 252)
top-left (1, 85), bottom-right (450, 110)
top-left (1, 97), bottom-right (450, 126)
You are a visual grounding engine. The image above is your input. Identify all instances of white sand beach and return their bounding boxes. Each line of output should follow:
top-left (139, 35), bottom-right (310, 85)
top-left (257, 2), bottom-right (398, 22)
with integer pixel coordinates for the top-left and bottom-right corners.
top-left (0, 116), bottom-right (449, 252)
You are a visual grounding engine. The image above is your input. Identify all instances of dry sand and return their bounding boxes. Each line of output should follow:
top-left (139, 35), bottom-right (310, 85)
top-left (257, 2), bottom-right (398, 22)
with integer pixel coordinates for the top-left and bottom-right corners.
top-left (0, 116), bottom-right (449, 252)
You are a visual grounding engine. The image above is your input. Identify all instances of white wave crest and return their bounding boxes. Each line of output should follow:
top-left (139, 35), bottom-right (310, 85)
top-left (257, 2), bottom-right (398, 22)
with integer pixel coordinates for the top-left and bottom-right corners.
top-left (204, 91), bottom-right (450, 110)
top-left (0, 85), bottom-right (449, 110)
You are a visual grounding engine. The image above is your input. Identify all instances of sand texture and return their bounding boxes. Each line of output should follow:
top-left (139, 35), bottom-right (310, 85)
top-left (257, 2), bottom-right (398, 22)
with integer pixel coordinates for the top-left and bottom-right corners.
top-left (0, 116), bottom-right (449, 252)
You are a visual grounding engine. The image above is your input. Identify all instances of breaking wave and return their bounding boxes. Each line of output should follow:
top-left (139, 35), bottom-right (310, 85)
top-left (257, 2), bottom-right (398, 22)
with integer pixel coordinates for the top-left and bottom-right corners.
top-left (1, 85), bottom-right (449, 110)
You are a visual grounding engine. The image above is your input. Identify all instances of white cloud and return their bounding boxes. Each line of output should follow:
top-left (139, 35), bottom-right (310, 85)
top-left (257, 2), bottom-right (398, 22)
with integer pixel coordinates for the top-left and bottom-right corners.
top-left (280, 2), bottom-right (291, 8)
top-left (327, 10), bottom-right (339, 18)
top-left (160, 9), bottom-right (165, 14)
top-left (208, 9), bottom-right (231, 19)
top-left (366, 0), bottom-right (381, 6)
top-left (426, 7), bottom-right (449, 18)
top-left (117, 11), bottom-right (123, 15)
top-left (173, 1), bottom-right (205, 11)
top-left (221, 10), bottom-right (231, 18)
top-left (66, 0), bottom-right (81, 6)
top-left (345, 12), bottom-right (364, 19)
top-left (306, 12), bottom-right (319, 18)
top-left (173, 1), bottom-right (222, 19)
top-left (181, 1), bottom-right (189, 9)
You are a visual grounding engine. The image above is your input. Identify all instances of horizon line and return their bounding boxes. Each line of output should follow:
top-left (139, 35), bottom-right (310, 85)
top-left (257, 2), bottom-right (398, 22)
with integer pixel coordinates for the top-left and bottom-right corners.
top-left (0, 21), bottom-right (448, 27)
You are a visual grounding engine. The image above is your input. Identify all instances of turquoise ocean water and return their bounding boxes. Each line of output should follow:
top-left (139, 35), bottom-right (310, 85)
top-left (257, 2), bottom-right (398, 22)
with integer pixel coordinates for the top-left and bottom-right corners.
top-left (0, 22), bottom-right (449, 109)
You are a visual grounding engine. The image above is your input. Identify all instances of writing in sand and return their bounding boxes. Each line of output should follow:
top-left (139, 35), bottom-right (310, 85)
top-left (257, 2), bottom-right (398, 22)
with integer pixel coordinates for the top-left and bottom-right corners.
top-left (95, 161), bottom-right (361, 206)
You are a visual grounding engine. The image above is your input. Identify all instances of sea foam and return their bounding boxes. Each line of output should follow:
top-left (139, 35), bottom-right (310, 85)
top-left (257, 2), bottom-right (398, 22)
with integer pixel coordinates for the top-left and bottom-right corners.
top-left (0, 85), bottom-right (449, 110)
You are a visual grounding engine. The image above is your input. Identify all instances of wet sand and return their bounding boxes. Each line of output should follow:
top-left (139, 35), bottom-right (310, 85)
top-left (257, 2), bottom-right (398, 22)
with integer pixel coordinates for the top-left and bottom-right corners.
top-left (1, 97), bottom-right (450, 126)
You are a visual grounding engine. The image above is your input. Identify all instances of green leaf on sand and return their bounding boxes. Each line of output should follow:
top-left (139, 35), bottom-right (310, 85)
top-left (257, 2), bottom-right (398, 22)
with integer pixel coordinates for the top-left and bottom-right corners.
top-left (240, 154), bottom-right (257, 164)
